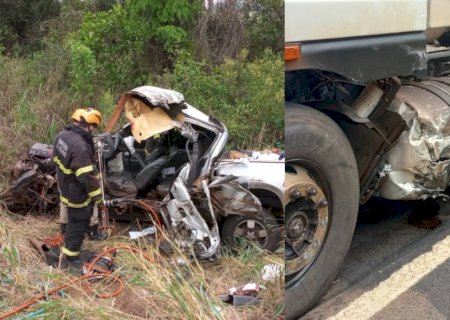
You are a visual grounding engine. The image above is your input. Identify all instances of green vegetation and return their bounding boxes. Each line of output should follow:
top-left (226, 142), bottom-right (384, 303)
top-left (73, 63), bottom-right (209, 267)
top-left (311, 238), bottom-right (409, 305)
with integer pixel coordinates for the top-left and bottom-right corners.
top-left (0, 0), bottom-right (283, 181)
top-left (163, 49), bottom-right (283, 149)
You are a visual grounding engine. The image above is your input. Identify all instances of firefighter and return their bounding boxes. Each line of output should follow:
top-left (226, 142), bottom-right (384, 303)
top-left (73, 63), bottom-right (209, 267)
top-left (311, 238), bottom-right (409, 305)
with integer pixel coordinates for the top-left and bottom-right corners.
top-left (53, 108), bottom-right (103, 263)
top-left (144, 133), bottom-right (165, 163)
top-left (59, 109), bottom-right (107, 241)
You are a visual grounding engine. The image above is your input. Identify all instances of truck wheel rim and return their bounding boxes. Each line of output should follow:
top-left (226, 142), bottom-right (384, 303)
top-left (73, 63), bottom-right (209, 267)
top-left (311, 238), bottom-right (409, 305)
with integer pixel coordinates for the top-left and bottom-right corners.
top-left (285, 163), bottom-right (330, 285)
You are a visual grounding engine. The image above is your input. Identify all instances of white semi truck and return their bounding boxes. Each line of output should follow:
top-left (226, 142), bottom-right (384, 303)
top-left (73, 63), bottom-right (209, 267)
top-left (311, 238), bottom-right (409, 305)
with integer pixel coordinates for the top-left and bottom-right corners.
top-left (284, 1), bottom-right (450, 318)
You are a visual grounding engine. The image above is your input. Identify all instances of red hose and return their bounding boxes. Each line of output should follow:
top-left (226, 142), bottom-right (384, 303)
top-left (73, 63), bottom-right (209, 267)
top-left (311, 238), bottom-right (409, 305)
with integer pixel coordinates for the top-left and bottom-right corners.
top-left (0, 245), bottom-right (155, 319)
top-left (1, 201), bottom-right (164, 318)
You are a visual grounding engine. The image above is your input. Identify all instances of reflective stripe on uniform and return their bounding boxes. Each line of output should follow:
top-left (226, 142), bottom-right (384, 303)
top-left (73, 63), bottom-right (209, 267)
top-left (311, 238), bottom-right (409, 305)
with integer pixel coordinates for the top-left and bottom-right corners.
top-left (60, 195), bottom-right (91, 208)
top-left (75, 165), bottom-right (94, 177)
top-left (88, 188), bottom-right (101, 198)
top-left (53, 156), bottom-right (73, 175)
top-left (62, 246), bottom-right (79, 257)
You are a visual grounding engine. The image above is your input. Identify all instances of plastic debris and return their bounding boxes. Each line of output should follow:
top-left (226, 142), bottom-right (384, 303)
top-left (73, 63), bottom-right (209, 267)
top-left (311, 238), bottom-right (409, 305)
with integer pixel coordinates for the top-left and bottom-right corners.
top-left (251, 150), bottom-right (281, 161)
top-left (128, 226), bottom-right (156, 240)
top-left (261, 263), bottom-right (283, 282)
top-left (175, 256), bottom-right (188, 265)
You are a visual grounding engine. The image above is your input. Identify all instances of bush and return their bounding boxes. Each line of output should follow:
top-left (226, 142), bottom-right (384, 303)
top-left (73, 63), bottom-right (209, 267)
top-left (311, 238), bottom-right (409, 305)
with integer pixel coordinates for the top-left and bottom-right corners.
top-left (162, 49), bottom-right (283, 149)
top-left (68, 41), bottom-right (97, 103)
top-left (64, 0), bottom-right (202, 99)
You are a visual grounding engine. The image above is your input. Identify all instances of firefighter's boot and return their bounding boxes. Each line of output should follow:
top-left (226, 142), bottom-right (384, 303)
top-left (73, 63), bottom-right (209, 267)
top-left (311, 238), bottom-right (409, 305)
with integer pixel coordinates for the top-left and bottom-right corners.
top-left (62, 254), bottom-right (84, 274)
top-left (86, 224), bottom-right (108, 241)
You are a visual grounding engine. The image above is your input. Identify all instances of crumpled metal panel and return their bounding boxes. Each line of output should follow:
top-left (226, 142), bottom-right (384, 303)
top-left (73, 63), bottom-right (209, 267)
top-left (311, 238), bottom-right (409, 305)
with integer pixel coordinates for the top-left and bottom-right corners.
top-left (209, 176), bottom-right (262, 216)
top-left (214, 158), bottom-right (284, 205)
top-left (163, 177), bottom-right (220, 259)
top-left (215, 158), bottom-right (284, 193)
top-left (377, 78), bottom-right (450, 200)
top-left (129, 86), bottom-right (185, 106)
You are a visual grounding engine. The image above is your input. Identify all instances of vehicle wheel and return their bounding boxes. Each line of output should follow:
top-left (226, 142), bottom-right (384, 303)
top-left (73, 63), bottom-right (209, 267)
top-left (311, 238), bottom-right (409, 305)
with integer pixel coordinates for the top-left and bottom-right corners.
top-left (285, 103), bottom-right (359, 319)
top-left (222, 210), bottom-right (281, 252)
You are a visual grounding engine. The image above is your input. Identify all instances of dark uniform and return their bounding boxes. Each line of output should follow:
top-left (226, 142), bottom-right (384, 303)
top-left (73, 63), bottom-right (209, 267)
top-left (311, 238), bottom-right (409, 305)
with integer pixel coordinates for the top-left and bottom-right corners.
top-left (144, 133), bottom-right (165, 162)
top-left (53, 124), bottom-right (102, 260)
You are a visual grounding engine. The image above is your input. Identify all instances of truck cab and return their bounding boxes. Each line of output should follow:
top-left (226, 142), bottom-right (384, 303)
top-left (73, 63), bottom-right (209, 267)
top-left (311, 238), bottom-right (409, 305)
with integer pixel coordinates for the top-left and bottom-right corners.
top-left (284, 1), bottom-right (450, 319)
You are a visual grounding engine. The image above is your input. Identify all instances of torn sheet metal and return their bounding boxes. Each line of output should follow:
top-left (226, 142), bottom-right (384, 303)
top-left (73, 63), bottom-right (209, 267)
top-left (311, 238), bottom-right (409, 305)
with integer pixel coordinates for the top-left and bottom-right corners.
top-left (209, 177), bottom-right (262, 216)
top-left (129, 86), bottom-right (185, 107)
top-left (215, 158), bottom-right (284, 203)
top-left (163, 177), bottom-right (220, 259)
top-left (377, 78), bottom-right (450, 200)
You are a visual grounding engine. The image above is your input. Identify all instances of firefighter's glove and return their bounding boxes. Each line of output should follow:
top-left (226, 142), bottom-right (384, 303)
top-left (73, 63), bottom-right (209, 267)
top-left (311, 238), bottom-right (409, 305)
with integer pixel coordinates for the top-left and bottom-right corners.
top-left (92, 194), bottom-right (103, 206)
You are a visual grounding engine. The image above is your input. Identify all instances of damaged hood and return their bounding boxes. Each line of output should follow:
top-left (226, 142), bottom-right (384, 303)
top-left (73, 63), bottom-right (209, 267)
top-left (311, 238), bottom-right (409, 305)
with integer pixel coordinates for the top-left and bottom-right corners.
top-left (129, 86), bottom-right (185, 107)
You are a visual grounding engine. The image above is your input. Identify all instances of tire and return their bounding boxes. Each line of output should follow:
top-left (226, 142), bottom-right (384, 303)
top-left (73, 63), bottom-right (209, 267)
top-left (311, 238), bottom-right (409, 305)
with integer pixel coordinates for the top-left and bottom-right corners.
top-left (285, 103), bottom-right (359, 319)
top-left (222, 210), bottom-right (281, 252)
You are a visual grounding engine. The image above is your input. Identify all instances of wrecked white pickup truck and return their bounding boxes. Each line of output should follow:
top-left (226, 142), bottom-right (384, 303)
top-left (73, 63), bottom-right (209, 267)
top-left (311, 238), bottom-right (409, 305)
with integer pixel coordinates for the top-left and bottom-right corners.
top-left (0, 86), bottom-right (284, 259)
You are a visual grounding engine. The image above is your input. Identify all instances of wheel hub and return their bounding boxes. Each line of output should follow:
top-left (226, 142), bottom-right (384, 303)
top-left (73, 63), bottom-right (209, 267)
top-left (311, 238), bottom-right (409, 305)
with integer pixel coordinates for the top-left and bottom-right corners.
top-left (234, 219), bottom-right (268, 247)
top-left (287, 211), bottom-right (308, 240)
top-left (285, 164), bottom-right (329, 277)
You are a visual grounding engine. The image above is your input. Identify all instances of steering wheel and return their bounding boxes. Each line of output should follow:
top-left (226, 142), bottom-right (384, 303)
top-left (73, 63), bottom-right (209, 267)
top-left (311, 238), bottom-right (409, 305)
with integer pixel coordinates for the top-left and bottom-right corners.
top-left (114, 133), bottom-right (146, 169)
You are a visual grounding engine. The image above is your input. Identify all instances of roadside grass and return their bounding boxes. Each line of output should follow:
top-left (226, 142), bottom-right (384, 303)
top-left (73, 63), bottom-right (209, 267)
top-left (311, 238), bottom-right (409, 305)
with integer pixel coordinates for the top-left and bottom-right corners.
top-left (0, 54), bottom-right (71, 187)
top-left (0, 210), bottom-right (284, 319)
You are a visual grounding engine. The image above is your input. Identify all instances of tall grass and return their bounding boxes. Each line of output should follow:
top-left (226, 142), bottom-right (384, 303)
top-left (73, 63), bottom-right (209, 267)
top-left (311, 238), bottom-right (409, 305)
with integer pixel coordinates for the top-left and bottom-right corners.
top-left (0, 47), bottom-right (71, 186)
top-left (0, 211), bottom-right (283, 319)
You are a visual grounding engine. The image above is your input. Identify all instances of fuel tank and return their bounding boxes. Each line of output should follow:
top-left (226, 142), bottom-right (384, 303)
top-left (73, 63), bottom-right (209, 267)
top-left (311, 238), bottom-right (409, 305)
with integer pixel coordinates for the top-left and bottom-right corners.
top-left (377, 76), bottom-right (450, 200)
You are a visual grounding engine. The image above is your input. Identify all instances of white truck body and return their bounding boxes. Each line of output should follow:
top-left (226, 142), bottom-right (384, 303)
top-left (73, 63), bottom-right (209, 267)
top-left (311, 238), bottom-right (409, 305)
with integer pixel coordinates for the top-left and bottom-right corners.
top-left (285, 0), bottom-right (450, 43)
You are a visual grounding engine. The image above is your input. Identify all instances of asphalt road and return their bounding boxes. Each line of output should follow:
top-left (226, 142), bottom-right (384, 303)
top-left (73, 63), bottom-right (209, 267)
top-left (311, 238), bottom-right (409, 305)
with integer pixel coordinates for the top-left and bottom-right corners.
top-left (302, 199), bottom-right (450, 320)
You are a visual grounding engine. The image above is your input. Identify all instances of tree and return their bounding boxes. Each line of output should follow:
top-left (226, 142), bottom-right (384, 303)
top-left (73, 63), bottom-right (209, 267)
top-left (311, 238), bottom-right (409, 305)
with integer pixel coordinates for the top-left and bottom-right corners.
top-left (242, 0), bottom-right (283, 57)
top-left (0, 0), bottom-right (61, 54)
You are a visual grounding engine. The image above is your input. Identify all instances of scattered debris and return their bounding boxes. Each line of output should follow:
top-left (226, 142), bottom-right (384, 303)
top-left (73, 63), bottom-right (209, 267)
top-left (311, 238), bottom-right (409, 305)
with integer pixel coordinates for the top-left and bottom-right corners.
top-left (228, 150), bottom-right (249, 159)
top-left (29, 237), bottom-right (115, 276)
top-left (29, 238), bottom-right (53, 265)
top-left (158, 239), bottom-right (174, 253)
top-left (261, 263), bottom-right (283, 282)
top-left (220, 282), bottom-right (263, 306)
top-left (175, 256), bottom-right (189, 266)
top-left (227, 148), bottom-right (284, 161)
top-left (0, 144), bottom-right (59, 216)
top-left (128, 226), bottom-right (156, 240)
top-left (251, 150), bottom-right (283, 161)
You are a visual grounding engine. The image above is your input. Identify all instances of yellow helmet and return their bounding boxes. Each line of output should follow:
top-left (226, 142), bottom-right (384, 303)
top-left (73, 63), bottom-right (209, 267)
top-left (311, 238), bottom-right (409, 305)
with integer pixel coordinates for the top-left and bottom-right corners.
top-left (71, 108), bottom-right (85, 122)
top-left (82, 108), bottom-right (102, 126)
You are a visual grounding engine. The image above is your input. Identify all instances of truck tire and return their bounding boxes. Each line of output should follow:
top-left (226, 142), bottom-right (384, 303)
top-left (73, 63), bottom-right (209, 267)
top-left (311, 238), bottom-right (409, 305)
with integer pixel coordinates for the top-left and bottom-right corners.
top-left (285, 103), bottom-right (359, 319)
top-left (222, 209), bottom-right (281, 252)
